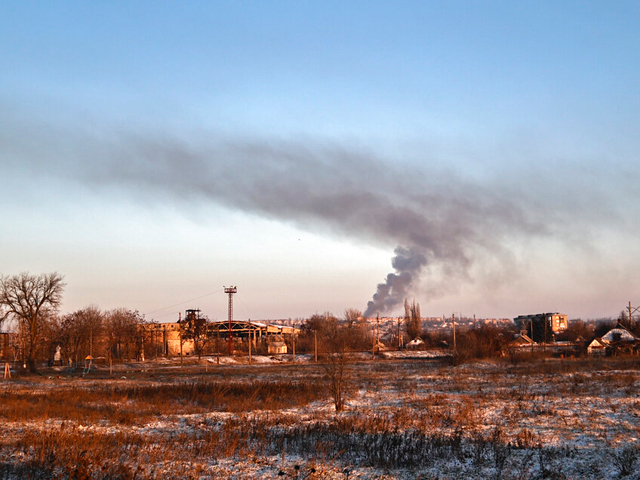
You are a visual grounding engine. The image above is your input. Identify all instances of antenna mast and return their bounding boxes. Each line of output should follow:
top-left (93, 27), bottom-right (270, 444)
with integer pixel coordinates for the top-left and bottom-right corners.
top-left (224, 286), bottom-right (237, 355)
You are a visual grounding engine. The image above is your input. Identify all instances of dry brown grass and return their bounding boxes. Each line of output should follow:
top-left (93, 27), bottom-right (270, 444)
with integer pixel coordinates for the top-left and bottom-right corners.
top-left (0, 378), bottom-right (323, 426)
top-left (0, 357), bottom-right (639, 478)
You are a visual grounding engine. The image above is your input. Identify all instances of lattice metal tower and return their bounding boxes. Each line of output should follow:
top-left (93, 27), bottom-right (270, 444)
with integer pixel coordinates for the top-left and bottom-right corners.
top-left (224, 286), bottom-right (237, 355)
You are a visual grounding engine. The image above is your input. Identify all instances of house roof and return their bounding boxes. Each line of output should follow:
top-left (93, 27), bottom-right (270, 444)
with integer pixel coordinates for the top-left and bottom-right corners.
top-left (601, 324), bottom-right (638, 343)
top-left (588, 338), bottom-right (607, 348)
top-left (509, 334), bottom-right (534, 346)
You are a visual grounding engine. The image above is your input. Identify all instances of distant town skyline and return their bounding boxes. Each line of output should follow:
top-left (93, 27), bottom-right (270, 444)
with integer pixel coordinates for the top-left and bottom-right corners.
top-left (2, 2), bottom-right (639, 322)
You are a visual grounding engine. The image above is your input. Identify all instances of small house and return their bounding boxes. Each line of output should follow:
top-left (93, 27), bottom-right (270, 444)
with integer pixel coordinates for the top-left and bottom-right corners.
top-left (267, 341), bottom-right (287, 354)
top-left (588, 323), bottom-right (639, 356)
top-left (601, 325), bottom-right (636, 343)
top-left (587, 337), bottom-right (607, 356)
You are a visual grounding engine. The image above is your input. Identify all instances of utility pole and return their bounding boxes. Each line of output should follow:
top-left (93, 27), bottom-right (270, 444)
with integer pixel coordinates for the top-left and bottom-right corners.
top-left (248, 318), bottom-right (252, 365)
top-left (314, 331), bottom-right (318, 363)
top-left (216, 326), bottom-right (220, 365)
top-left (452, 313), bottom-right (457, 354)
top-left (373, 312), bottom-right (379, 359)
top-left (372, 324), bottom-right (376, 359)
top-left (179, 312), bottom-right (183, 368)
top-left (530, 319), bottom-right (534, 356)
top-left (628, 301), bottom-right (640, 329)
top-left (544, 314), bottom-right (548, 352)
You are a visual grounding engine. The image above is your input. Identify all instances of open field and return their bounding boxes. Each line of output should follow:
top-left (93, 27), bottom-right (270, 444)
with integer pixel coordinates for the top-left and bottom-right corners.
top-left (1, 356), bottom-right (640, 479)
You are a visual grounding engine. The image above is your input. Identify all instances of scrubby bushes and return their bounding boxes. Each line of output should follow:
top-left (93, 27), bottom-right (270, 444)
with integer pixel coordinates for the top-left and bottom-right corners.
top-left (297, 311), bottom-right (373, 354)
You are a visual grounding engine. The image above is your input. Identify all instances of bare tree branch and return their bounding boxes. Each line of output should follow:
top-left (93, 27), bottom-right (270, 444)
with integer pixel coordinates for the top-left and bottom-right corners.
top-left (0, 272), bottom-right (65, 372)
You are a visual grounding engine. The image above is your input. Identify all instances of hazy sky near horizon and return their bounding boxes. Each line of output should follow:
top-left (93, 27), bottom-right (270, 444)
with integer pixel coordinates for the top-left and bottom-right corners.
top-left (2, 1), bottom-right (640, 322)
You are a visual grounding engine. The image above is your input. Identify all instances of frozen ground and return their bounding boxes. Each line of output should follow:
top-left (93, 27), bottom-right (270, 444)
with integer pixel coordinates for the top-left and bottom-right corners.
top-left (0, 356), bottom-right (639, 479)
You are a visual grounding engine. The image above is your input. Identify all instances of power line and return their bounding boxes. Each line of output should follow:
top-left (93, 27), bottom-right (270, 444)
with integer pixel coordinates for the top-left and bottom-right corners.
top-left (143, 289), bottom-right (224, 317)
top-left (234, 295), bottom-right (256, 321)
top-left (146, 310), bottom-right (182, 321)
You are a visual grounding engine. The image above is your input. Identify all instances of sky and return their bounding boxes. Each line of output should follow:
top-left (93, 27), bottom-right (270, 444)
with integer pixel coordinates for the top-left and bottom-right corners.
top-left (1, 1), bottom-right (640, 323)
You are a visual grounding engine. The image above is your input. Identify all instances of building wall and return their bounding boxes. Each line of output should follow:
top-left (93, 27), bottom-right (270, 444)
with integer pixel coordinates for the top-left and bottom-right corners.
top-left (268, 342), bottom-right (287, 354)
top-left (549, 314), bottom-right (568, 333)
top-left (514, 313), bottom-right (568, 343)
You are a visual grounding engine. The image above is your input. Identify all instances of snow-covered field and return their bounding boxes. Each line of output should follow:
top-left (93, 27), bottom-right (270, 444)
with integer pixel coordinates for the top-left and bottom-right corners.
top-left (1, 356), bottom-right (639, 479)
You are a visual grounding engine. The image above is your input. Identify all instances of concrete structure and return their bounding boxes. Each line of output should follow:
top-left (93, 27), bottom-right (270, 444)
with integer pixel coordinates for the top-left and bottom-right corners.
top-left (143, 319), bottom-right (300, 357)
top-left (514, 313), bottom-right (568, 343)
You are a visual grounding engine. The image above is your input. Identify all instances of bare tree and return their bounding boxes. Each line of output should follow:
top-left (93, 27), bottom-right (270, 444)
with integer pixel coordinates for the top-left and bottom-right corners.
top-left (54, 306), bottom-right (103, 366)
top-left (298, 313), bottom-right (338, 353)
top-left (0, 272), bottom-right (65, 372)
top-left (556, 320), bottom-right (594, 343)
top-left (344, 308), bottom-right (362, 326)
top-left (104, 308), bottom-right (142, 372)
top-left (39, 315), bottom-right (63, 366)
top-left (300, 310), bottom-right (370, 355)
top-left (343, 308), bottom-right (372, 351)
top-left (404, 298), bottom-right (421, 340)
top-left (321, 325), bottom-right (353, 412)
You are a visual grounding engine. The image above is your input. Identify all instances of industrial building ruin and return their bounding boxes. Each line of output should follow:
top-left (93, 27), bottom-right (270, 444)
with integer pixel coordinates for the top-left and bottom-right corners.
top-left (143, 317), bottom-right (300, 357)
top-left (513, 312), bottom-right (568, 343)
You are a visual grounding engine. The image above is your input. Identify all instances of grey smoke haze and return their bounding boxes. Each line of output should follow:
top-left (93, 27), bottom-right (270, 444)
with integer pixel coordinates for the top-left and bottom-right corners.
top-left (84, 133), bottom-right (547, 316)
top-left (1, 109), bottom-right (635, 316)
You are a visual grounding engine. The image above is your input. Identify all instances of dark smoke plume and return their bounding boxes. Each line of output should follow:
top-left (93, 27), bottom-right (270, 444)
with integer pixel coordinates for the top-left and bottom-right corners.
top-left (364, 246), bottom-right (427, 317)
top-left (77, 134), bottom-right (548, 317)
top-left (2, 108), bottom-right (630, 316)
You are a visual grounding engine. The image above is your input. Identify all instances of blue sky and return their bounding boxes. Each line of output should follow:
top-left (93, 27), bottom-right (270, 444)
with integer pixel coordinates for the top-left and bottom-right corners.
top-left (1, 1), bottom-right (639, 321)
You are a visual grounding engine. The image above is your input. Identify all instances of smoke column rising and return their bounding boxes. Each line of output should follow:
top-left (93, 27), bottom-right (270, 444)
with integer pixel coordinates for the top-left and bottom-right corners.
top-left (364, 246), bottom-right (427, 317)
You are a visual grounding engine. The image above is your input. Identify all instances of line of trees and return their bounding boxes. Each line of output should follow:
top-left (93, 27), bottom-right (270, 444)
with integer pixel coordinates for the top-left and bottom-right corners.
top-left (0, 272), bottom-right (144, 372)
top-left (5, 272), bottom-right (635, 374)
top-left (0, 272), bottom-right (530, 372)
top-left (297, 309), bottom-right (374, 354)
